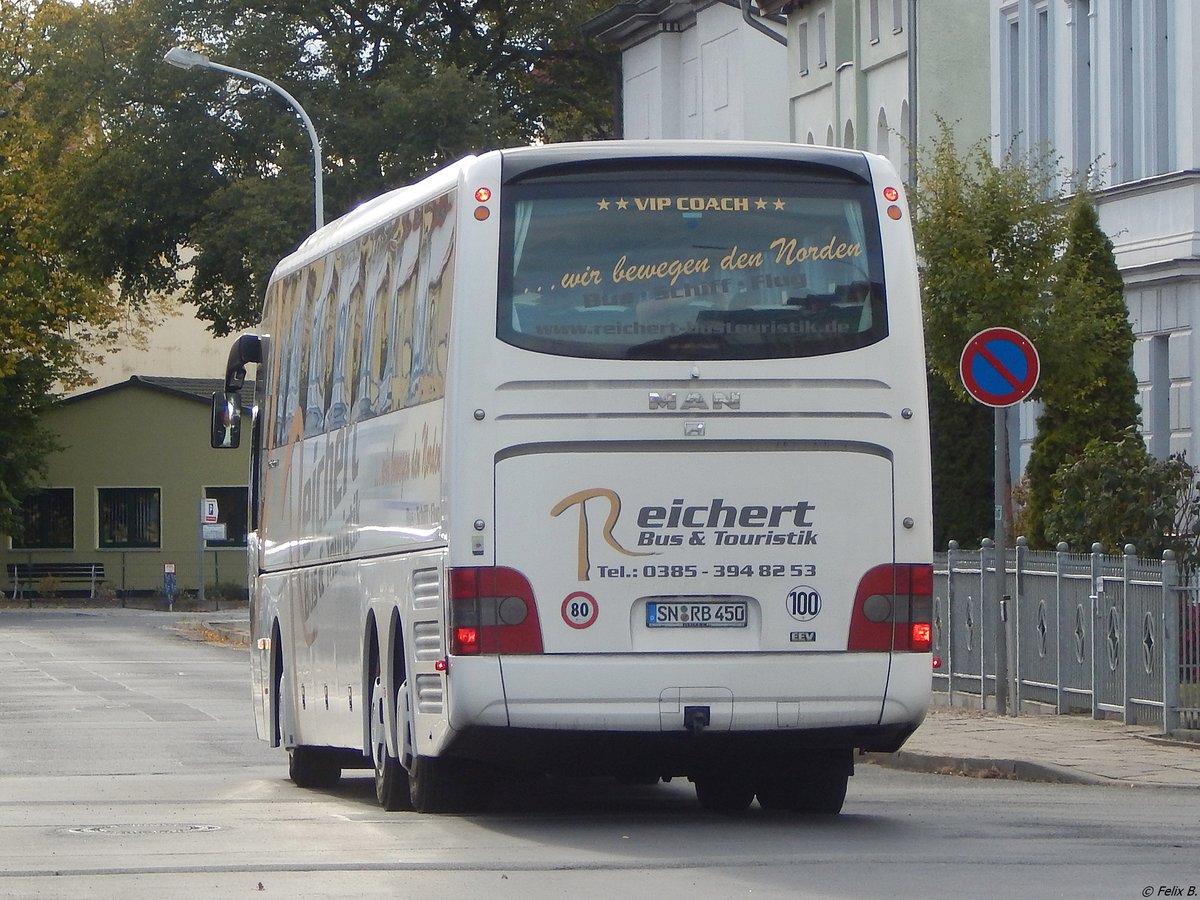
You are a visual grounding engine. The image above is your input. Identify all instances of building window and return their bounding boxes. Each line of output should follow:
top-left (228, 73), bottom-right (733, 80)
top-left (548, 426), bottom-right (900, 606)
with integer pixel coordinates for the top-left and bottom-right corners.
top-left (1032, 4), bottom-right (1051, 151)
top-left (869, 0), bottom-right (880, 43)
top-left (12, 489), bottom-right (74, 549)
top-left (1117, 0), bottom-right (1137, 182)
top-left (798, 21), bottom-right (809, 74)
top-left (893, 0), bottom-right (904, 33)
top-left (1004, 12), bottom-right (1021, 151)
top-left (204, 486), bottom-right (249, 548)
top-left (1148, 334), bottom-right (1170, 460)
top-left (98, 488), bottom-right (161, 549)
top-left (1071, 0), bottom-right (1092, 179)
top-left (817, 11), bottom-right (828, 67)
top-left (1149, 0), bottom-right (1171, 175)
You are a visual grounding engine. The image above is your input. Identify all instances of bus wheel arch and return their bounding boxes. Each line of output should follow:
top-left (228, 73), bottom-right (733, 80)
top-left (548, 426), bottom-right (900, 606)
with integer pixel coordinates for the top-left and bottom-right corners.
top-left (269, 619), bottom-right (284, 748)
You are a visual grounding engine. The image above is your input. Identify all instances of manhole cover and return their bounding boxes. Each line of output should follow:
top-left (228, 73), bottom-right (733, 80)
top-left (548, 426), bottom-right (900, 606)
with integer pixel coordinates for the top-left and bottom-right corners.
top-left (66, 823), bottom-right (221, 836)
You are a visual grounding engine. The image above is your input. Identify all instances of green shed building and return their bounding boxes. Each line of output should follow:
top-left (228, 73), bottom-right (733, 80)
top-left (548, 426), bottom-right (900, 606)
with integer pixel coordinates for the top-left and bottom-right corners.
top-left (2, 376), bottom-right (251, 602)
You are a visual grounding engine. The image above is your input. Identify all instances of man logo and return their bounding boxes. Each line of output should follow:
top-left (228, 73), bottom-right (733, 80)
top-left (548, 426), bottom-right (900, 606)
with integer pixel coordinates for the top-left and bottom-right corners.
top-left (648, 391), bottom-right (741, 411)
top-left (786, 585), bottom-right (822, 622)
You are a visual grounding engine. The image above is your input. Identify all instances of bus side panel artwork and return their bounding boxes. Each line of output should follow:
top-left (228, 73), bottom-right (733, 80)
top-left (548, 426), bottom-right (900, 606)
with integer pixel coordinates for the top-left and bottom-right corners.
top-left (257, 192), bottom-right (456, 572)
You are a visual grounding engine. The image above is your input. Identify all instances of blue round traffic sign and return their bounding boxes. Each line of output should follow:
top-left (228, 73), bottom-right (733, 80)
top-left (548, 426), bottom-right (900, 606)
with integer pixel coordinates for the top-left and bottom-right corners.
top-left (959, 327), bottom-right (1040, 407)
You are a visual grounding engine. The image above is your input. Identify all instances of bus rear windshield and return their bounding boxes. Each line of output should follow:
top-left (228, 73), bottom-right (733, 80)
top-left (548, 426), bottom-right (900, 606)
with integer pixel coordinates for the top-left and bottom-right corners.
top-left (497, 171), bottom-right (888, 360)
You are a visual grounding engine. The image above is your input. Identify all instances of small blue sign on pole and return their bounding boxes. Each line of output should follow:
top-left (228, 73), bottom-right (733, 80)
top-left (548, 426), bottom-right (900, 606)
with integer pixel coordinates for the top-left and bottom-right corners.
top-left (959, 326), bottom-right (1040, 408)
top-left (164, 563), bottom-right (177, 612)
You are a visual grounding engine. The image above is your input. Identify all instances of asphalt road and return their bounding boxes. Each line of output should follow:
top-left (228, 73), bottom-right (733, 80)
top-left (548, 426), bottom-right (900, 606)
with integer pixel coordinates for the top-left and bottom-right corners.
top-left (1, 608), bottom-right (1197, 899)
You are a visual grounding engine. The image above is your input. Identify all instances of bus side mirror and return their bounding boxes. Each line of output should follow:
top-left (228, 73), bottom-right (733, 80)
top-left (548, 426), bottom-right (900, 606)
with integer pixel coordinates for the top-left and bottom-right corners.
top-left (211, 392), bottom-right (242, 449)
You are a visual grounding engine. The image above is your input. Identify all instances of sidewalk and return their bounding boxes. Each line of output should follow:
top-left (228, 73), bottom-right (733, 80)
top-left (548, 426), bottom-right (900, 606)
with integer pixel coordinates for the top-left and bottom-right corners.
top-left (193, 610), bottom-right (1200, 790)
top-left (867, 698), bottom-right (1200, 788)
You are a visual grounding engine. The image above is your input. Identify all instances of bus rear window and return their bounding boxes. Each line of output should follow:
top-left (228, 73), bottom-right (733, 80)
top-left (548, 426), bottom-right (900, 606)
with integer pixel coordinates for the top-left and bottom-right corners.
top-left (497, 173), bottom-right (887, 360)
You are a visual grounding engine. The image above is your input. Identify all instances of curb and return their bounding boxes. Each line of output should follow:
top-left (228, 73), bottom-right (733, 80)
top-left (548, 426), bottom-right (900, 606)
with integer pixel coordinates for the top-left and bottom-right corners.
top-left (862, 750), bottom-right (1117, 787)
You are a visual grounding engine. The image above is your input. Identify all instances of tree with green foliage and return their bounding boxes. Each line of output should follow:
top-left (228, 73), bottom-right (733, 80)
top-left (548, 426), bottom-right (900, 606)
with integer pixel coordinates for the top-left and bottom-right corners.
top-left (910, 123), bottom-right (1067, 547)
top-left (1023, 195), bottom-right (1141, 547)
top-left (28, 0), bottom-right (620, 335)
top-left (927, 378), bottom-right (994, 550)
top-left (2, 0), bottom-right (618, 531)
top-left (0, 1), bottom-right (125, 536)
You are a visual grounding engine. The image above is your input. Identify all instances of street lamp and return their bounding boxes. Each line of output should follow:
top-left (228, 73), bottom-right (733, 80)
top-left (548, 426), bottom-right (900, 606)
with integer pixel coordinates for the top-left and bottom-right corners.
top-left (164, 46), bottom-right (325, 231)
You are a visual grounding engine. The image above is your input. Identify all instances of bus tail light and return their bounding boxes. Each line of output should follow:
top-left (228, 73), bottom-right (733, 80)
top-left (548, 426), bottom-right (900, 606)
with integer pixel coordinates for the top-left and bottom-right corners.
top-left (448, 567), bottom-right (544, 656)
top-left (847, 563), bottom-right (933, 653)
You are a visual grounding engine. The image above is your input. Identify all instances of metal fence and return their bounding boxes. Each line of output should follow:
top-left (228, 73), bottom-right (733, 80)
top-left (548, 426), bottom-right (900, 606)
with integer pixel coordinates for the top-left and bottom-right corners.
top-left (933, 540), bottom-right (1200, 736)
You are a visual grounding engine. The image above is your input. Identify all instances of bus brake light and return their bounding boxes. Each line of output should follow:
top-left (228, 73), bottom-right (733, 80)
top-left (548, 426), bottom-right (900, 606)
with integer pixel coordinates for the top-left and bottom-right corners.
top-left (847, 563), bottom-right (933, 653)
top-left (911, 622), bottom-right (932, 651)
top-left (449, 566), bottom-right (543, 655)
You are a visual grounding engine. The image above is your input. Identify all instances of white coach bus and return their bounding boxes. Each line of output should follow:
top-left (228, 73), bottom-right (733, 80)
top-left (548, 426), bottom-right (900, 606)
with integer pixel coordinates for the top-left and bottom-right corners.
top-left (211, 141), bottom-right (933, 815)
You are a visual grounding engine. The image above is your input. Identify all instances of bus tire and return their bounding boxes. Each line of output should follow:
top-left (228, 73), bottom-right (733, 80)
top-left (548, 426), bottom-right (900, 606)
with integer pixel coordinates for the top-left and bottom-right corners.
top-left (754, 774), bottom-right (800, 811)
top-left (408, 755), bottom-right (492, 814)
top-left (756, 765), bottom-right (849, 815)
top-left (693, 774), bottom-right (755, 814)
top-left (408, 755), bottom-right (460, 813)
top-left (792, 770), bottom-right (848, 815)
top-left (371, 675), bottom-right (410, 810)
top-left (288, 746), bottom-right (341, 789)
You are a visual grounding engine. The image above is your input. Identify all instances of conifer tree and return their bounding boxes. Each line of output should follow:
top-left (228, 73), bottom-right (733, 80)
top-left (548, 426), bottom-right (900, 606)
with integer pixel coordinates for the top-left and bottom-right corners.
top-left (1024, 196), bottom-right (1140, 547)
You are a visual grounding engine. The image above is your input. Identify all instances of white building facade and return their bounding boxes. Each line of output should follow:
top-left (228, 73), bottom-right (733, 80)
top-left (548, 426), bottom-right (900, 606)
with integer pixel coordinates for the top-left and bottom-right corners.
top-left (591, 0), bottom-right (1200, 477)
top-left (585, 1), bottom-right (790, 141)
top-left (996, 0), bottom-right (1199, 466)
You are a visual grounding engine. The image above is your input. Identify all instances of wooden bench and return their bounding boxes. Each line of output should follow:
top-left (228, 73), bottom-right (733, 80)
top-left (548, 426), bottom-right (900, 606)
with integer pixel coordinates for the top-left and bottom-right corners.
top-left (6, 562), bottom-right (104, 600)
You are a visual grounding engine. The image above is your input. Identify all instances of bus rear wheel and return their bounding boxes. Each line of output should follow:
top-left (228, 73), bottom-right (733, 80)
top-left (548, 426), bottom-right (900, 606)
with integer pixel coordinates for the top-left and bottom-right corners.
top-left (755, 774), bottom-right (847, 814)
top-left (408, 755), bottom-right (491, 814)
top-left (371, 676), bottom-right (410, 810)
top-left (693, 773), bottom-right (755, 813)
top-left (756, 755), bottom-right (850, 814)
top-left (288, 746), bottom-right (341, 789)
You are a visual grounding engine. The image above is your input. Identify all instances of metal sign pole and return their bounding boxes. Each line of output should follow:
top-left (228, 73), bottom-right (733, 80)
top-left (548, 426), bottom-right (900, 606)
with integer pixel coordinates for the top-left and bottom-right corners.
top-left (197, 519), bottom-right (206, 606)
top-left (993, 406), bottom-right (1010, 716)
top-left (960, 327), bottom-right (1038, 720)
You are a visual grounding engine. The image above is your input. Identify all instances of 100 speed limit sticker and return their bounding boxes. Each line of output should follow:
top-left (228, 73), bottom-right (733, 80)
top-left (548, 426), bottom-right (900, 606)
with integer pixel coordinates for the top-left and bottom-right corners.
top-left (785, 585), bottom-right (822, 621)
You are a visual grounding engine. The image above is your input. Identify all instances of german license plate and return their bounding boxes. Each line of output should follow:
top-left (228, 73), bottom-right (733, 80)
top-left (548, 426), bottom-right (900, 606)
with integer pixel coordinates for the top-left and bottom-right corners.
top-left (645, 599), bottom-right (748, 628)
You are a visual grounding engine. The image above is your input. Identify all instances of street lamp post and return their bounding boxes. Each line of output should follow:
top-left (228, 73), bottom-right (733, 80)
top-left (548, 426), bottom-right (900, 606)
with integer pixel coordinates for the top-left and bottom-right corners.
top-left (164, 47), bottom-right (325, 231)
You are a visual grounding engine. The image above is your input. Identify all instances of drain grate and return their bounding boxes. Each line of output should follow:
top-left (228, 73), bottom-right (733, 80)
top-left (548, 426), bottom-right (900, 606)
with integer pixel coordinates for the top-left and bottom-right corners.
top-left (66, 823), bottom-right (221, 836)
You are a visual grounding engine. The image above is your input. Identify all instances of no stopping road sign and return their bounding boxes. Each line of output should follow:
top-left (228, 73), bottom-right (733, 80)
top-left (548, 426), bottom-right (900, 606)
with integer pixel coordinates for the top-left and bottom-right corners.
top-left (959, 327), bottom-right (1040, 407)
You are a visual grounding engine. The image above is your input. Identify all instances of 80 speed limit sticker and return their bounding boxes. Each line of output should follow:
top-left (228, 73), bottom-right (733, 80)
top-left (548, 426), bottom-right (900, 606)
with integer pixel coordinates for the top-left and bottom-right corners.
top-left (561, 592), bottom-right (599, 629)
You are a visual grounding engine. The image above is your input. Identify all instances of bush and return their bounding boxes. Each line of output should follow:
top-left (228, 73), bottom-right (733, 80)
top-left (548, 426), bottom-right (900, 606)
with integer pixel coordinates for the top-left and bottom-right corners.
top-left (1044, 429), bottom-right (1200, 568)
top-left (206, 581), bottom-right (248, 604)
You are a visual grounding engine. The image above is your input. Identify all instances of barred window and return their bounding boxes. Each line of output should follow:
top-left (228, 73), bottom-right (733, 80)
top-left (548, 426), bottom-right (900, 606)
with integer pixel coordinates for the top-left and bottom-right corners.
top-left (98, 488), bottom-right (161, 549)
top-left (12, 489), bottom-right (74, 549)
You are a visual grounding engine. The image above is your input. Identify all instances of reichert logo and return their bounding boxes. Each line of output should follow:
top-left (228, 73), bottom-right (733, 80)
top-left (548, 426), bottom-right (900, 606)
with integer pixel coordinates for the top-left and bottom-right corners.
top-left (551, 489), bottom-right (819, 581)
top-left (550, 489), bottom-right (655, 581)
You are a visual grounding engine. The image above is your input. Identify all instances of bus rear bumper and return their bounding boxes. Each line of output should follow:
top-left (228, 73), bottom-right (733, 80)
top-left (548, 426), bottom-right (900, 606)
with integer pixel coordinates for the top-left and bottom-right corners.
top-left (447, 721), bottom-right (920, 778)
top-left (445, 651), bottom-right (930, 761)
